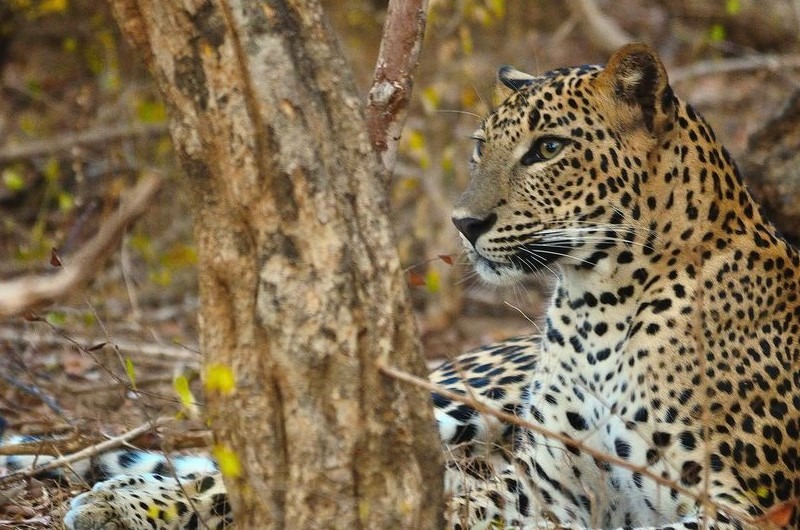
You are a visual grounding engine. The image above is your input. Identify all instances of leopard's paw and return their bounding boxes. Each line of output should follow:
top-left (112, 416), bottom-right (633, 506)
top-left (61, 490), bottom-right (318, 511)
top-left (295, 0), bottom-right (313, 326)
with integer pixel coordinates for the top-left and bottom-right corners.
top-left (64, 473), bottom-right (229, 530)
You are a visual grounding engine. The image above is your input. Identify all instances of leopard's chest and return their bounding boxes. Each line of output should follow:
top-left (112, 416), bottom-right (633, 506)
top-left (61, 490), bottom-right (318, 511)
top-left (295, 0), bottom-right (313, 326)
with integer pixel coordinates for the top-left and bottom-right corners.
top-left (524, 277), bottom-right (707, 525)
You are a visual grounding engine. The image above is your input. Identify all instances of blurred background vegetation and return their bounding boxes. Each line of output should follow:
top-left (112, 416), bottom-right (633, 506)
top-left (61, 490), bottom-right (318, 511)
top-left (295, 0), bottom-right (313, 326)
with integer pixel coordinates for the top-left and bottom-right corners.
top-left (2, 0), bottom-right (800, 523)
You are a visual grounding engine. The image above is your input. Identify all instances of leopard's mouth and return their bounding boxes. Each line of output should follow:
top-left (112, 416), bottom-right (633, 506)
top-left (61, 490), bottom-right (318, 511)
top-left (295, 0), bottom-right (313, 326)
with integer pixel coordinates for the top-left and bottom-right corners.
top-left (467, 238), bottom-right (576, 283)
top-left (510, 239), bottom-right (576, 270)
top-left (467, 250), bottom-right (526, 285)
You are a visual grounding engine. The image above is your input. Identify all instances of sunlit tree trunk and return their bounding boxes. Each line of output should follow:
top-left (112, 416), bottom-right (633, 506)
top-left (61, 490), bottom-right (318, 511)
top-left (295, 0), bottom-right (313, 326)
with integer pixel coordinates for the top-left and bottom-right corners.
top-left (108, 0), bottom-right (443, 528)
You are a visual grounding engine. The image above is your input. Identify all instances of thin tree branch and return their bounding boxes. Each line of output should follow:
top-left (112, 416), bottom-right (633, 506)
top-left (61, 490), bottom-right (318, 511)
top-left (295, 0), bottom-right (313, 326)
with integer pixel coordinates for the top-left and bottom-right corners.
top-left (670, 54), bottom-right (800, 83)
top-left (0, 123), bottom-right (168, 163)
top-left (0, 326), bottom-right (199, 363)
top-left (0, 424), bottom-right (211, 457)
top-left (366, 0), bottom-right (429, 178)
top-left (0, 417), bottom-right (173, 486)
top-left (0, 172), bottom-right (162, 318)
top-left (565, 0), bottom-right (632, 55)
top-left (377, 361), bottom-right (761, 526)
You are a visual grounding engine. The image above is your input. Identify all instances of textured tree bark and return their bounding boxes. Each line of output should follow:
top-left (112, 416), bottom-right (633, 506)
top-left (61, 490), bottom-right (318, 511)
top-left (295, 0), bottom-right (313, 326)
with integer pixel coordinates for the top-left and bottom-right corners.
top-left (108, 1), bottom-right (443, 528)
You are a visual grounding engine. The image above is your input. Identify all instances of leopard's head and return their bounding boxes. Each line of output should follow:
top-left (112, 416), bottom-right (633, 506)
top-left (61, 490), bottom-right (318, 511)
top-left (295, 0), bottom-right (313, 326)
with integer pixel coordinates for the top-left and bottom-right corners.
top-left (453, 43), bottom-right (676, 284)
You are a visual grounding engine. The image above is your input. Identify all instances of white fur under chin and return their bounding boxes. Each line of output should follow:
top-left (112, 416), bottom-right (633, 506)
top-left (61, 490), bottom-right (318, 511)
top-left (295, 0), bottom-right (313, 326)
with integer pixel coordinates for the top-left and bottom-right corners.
top-left (472, 255), bottom-right (526, 286)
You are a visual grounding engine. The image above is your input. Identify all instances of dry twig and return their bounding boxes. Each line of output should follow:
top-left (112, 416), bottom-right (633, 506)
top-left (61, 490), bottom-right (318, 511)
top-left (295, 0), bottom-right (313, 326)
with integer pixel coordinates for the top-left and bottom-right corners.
top-left (366, 0), bottom-right (429, 177)
top-left (0, 173), bottom-right (162, 318)
top-left (0, 424), bottom-right (211, 458)
top-left (671, 54), bottom-right (800, 83)
top-left (377, 361), bottom-right (760, 526)
top-left (0, 123), bottom-right (168, 163)
top-left (0, 417), bottom-right (173, 486)
top-left (0, 327), bottom-right (199, 363)
top-left (565, 0), bottom-right (632, 55)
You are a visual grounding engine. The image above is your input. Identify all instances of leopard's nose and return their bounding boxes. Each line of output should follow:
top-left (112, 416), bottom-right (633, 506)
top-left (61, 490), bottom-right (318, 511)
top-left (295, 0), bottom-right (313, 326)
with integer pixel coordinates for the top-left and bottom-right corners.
top-left (452, 213), bottom-right (497, 248)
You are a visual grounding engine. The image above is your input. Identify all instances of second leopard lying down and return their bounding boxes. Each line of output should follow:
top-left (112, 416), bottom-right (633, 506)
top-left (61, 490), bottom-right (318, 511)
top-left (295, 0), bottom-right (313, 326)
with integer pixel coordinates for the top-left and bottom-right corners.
top-left (4, 43), bottom-right (800, 529)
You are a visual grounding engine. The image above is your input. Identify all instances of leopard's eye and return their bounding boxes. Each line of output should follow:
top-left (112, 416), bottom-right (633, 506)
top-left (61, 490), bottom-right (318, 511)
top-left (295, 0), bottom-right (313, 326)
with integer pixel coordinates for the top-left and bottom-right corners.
top-left (473, 138), bottom-right (485, 158)
top-left (520, 137), bottom-right (568, 166)
top-left (471, 134), bottom-right (486, 162)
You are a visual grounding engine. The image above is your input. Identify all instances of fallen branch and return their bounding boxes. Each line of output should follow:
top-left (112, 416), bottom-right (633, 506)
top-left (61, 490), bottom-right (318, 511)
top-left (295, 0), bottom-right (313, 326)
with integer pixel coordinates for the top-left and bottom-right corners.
top-left (0, 123), bottom-right (168, 163)
top-left (377, 361), bottom-right (759, 526)
top-left (0, 173), bottom-right (162, 318)
top-left (0, 432), bottom-right (97, 458)
top-left (0, 417), bottom-right (173, 486)
top-left (565, 0), bottom-right (632, 55)
top-left (366, 0), bottom-right (429, 178)
top-left (0, 326), bottom-right (199, 363)
top-left (671, 54), bottom-right (800, 83)
top-left (0, 423), bottom-right (210, 457)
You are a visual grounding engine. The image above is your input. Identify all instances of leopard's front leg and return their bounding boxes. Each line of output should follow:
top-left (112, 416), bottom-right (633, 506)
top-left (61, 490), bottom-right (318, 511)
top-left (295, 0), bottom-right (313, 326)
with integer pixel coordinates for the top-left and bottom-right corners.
top-left (64, 471), bottom-right (230, 530)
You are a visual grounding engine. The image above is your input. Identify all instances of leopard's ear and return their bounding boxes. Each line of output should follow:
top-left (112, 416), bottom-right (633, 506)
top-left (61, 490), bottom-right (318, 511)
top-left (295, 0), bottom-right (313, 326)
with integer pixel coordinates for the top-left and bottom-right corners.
top-left (599, 43), bottom-right (675, 135)
top-left (494, 65), bottom-right (536, 105)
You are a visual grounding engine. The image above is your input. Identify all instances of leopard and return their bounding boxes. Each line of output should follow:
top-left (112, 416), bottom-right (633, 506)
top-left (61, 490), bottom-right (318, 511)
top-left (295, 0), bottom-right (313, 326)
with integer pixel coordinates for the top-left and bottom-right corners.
top-left (2, 42), bottom-right (799, 530)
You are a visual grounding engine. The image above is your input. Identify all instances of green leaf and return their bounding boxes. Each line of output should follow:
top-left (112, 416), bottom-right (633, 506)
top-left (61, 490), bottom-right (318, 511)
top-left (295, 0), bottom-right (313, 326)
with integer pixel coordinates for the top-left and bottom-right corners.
top-left (45, 311), bottom-right (67, 326)
top-left (726, 0), bottom-right (741, 15)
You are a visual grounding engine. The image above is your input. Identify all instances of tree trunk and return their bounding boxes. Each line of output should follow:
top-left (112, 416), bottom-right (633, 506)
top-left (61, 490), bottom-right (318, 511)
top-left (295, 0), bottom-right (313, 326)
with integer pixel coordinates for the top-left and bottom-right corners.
top-left (108, 1), bottom-right (443, 528)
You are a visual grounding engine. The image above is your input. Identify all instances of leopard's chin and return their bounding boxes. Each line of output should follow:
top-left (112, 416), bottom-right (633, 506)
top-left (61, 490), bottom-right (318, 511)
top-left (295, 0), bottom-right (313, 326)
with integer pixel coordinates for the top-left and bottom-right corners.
top-left (469, 251), bottom-right (527, 286)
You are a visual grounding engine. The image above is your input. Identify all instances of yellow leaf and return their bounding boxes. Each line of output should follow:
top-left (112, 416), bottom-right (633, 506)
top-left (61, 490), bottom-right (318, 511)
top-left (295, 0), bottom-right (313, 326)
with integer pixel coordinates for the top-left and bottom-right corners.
top-left (2, 168), bottom-right (25, 191)
top-left (459, 26), bottom-right (473, 55)
top-left (160, 243), bottom-right (198, 269)
top-left (400, 177), bottom-right (419, 192)
top-left (425, 268), bottom-right (441, 293)
top-left (135, 99), bottom-right (167, 124)
top-left (58, 191), bottom-right (74, 212)
top-left (421, 86), bottom-right (440, 112)
top-left (37, 0), bottom-right (67, 14)
top-left (124, 356), bottom-right (137, 389)
top-left (358, 499), bottom-right (370, 522)
top-left (408, 130), bottom-right (425, 152)
top-left (43, 158), bottom-right (59, 182)
top-left (129, 233), bottom-right (154, 261)
top-left (146, 505), bottom-right (160, 520)
top-left (212, 444), bottom-right (242, 478)
top-left (149, 267), bottom-right (172, 287)
top-left (62, 37), bottom-right (77, 52)
top-left (726, 0), bottom-right (741, 15)
top-left (441, 151), bottom-right (454, 173)
top-left (205, 363), bottom-right (236, 394)
top-left (173, 375), bottom-right (195, 408)
top-left (460, 88), bottom-right (477, 109)
top-left (488, 0), bottom-right (506, 19)
top-left (709, 24), bottom-right (726, 42)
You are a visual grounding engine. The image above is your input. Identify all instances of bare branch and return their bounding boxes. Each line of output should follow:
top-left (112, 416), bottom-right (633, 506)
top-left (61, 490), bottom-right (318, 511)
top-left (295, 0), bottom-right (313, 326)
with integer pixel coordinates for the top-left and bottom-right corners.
top-left (0, 173), bottom-right (162, 318)
top-left (671, 54), bottom-right (800, 83)
top-left (0, 123), bottom-right (168, 163)
top-left (0, 417), bottom-right (173, 486)
top-left (0, 326), bottom-right (199, 363)
top-left (565, 0), bottom-right (632, 54)
top-left (377, 361), bottom-right (760, 526)
top-left (0, 424), bottom-right (211, 458)
top-left (366, 0), bottom-right (429, 177)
